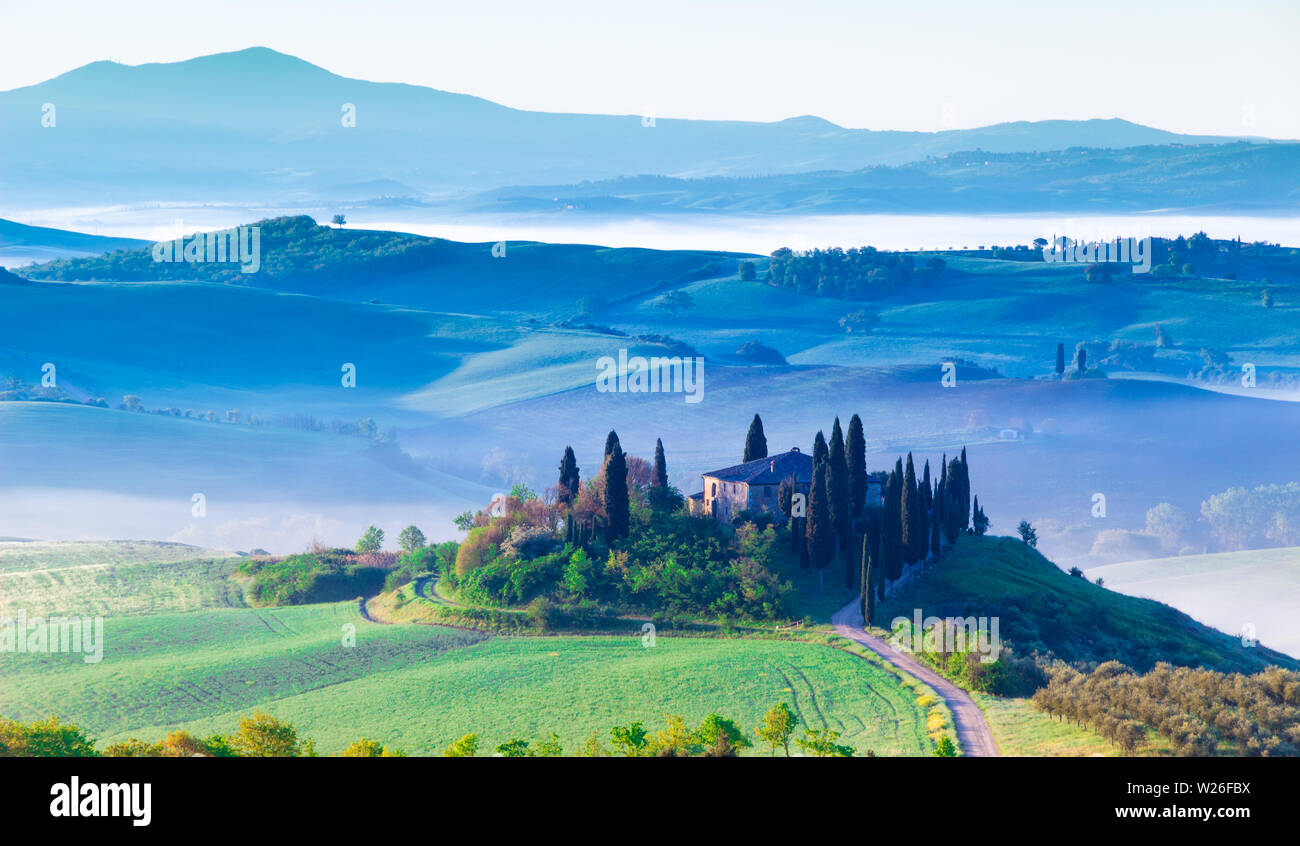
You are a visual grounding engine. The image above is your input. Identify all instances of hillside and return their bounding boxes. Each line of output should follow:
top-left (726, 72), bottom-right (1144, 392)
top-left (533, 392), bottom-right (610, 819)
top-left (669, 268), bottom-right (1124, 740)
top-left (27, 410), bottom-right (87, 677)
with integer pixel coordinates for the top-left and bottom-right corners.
top-left (0, 47), bottom-right (1266, 206)
top-left (461, 143), bottom-right (1300, 215)
top-left (876, 535), bottom-right (1296, 674)
top-left (0, 217), bottom-right (148, 268)
top-left (1085, 548), bottom-right (1300, 658)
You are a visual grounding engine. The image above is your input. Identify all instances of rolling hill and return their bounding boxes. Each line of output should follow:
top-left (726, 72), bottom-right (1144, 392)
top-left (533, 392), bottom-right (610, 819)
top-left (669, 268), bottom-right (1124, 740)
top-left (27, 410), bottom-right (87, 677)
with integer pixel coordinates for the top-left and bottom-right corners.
top-left (875, 535), bottom-right (1296, 672)
top-left (1085, 547), bottom-right (1300, 658)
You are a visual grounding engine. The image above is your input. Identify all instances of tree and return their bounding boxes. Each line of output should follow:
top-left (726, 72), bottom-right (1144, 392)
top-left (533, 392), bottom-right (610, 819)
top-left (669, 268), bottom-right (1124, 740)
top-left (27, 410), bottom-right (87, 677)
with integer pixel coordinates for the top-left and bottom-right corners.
top-left (609, 722), bottom-right (648, 757)
top-left (1145, 502), bottom-right (1193, 552)
top-left (1075, 345), bottom-right (1088, 372)
top-left (778, 477), bottom-right (793, 518)
top-left (331, 214), bottom-right (346, 228)
top-left (1017, 520), bottom-right (1038, 547)
top-left (796, 728), bottom-right (854, 757)
top-left (738, 260), bottom-right (757, 281)
top-left (861, 537), bottom-right (876, 625)
top-left (230, 711), bottom-right (313, 757)
top-left (653, 290), bottom-right (695, 318)
top-left (918, 460), bottom-right (932, 560)
top-left (845, 414), bottom-right (868, 522)
top-left (744, 414), bottom-right (768, 462)
top-left (557, 446), bottom-right (580, 505)
top-left (397, 525), bottom-right (426, 553)
top-left (652, 438), bottom-right (668, 488)
top-left (880, 465), bottom-right (904, 581)
top-left (495, 738), bottom-right (531, 757)
top-left (356, 525), bottom-right (384, 554)
top-left (1055, 342), bottom-right (1065, 375)
top-left (827, 418), bottom-right (852, 578)
top-left (805, 459), bottom-right (835, 589)
top-left (603, 442), bottom-right (630, 542)
top-left (442, 733), bottom-right (478, 757)
top-left (839, 310), bottom-right (879, 334)
top-left (901, 453), bottom-right (921, 565)
top-left (604, 430), bottom-right (621, 458)
top-left (695, 714), bottom-right (751, 757)
top-left (756, 703), bottom-right (799, 756)
top-left (972, 497), bottom-right (989, 535)
top-left (812, 430), bottom-right (828, 466)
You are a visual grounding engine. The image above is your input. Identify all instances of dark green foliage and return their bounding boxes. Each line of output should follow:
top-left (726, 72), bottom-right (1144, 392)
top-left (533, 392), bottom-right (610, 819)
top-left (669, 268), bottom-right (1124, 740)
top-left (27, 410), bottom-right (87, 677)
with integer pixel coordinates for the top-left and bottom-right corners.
top-left (603, 440), bottom-right (630, 542)
top-left (880, 467), bottom-right (904, 581)
top-left (805, 460), bottom-right (835, 574)
top-left (846, 414), bottom-right (866, 520)
top-left (652, 439), bottom-right (668, 489)
top-left (558, 446), bottom-right (580, 505)
top-left (239, 549), bottom-right (388, 605)
top-left (918, 460), bottom-right (932, 560)
top-left (827, 418), bottom-right (852, 571)
top-left (1055, 342), bottom-right (1065, 375)
top-left (810, 431), bottom-right (827, 468)
top-left (604, 430), bottom-right (621, 458)
top-left (744, 414), bottom-right (768, 463)
top-left (901, 453), bottom-right (920, 565)
top-left (767, 246), bottom-right (914, 300)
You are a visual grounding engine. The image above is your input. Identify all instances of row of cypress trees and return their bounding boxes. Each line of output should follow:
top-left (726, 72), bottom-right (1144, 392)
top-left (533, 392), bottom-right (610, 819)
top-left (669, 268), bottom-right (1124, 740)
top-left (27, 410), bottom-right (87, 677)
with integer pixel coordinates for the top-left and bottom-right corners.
top-left (860, 448), bottom-right (974, 623)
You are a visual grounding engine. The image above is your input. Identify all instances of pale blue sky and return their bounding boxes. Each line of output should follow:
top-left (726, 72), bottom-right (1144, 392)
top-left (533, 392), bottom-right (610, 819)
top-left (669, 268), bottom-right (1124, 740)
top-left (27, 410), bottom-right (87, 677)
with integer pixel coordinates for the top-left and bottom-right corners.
top-left (2, 0), bottom-right (1297, 137)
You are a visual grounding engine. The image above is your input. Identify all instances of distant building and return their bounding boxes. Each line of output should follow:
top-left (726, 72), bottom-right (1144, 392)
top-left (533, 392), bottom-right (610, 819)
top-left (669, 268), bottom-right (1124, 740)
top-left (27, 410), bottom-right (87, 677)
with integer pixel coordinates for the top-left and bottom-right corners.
top-left (690, 447), bottom-right (884, 524)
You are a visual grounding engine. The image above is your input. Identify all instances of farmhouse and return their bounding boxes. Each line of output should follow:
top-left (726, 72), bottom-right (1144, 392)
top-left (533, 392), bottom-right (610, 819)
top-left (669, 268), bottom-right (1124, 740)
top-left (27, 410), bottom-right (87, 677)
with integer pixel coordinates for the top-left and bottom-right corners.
top-left (688, 448), bottom-right (812, 522)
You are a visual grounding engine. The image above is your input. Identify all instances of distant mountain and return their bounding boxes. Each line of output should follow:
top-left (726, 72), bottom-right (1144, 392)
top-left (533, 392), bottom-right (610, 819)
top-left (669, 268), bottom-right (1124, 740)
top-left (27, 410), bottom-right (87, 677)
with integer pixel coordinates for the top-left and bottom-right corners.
top-left (0, 47), bottom-right (1271, 206)
top-left (458, 142), bottom-right (1300, 215)
top-left (0, 218), bottom-right (148, 268)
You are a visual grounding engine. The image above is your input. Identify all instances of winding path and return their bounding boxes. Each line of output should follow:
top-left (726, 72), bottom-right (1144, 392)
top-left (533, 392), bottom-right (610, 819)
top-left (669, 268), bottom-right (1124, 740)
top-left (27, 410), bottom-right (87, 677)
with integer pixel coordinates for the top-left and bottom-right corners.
top-left (832, 598), bottom-right (1000, 757)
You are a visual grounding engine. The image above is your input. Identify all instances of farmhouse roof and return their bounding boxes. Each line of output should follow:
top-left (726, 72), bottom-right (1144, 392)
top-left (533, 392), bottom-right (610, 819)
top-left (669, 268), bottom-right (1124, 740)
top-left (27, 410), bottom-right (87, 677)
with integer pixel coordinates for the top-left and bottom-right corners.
top-left (703, 448), bottom-right (813, 485)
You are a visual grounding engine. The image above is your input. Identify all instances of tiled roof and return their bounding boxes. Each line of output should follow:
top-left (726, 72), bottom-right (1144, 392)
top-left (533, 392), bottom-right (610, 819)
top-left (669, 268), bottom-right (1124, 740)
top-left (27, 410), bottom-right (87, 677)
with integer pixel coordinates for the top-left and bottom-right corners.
top-left (703, 449), bottom-right (814, 485)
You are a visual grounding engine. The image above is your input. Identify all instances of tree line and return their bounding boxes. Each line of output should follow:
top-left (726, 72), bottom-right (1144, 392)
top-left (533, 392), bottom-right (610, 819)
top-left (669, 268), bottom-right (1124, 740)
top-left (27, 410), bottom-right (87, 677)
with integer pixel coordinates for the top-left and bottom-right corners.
top-left (1032, 661), bottom-right (1300, 756)
top-left (742, 413), bottom-right (978, 616)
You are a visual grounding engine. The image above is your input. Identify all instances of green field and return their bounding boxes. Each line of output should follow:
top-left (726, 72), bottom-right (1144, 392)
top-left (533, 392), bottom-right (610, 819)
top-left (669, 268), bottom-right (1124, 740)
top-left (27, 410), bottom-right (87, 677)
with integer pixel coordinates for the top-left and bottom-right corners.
top-left (0, 596), bottom-right (931, 756)
top-left (0, 540), bottom-right (243, 617)
top-left (1086, 547), bottom-right (1300, 658)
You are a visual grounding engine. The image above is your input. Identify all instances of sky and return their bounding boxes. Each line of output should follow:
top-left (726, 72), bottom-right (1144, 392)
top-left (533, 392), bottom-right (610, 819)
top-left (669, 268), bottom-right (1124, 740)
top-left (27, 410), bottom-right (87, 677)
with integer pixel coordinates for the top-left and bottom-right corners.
top-left (1, 0), bottom-right (1297, 137)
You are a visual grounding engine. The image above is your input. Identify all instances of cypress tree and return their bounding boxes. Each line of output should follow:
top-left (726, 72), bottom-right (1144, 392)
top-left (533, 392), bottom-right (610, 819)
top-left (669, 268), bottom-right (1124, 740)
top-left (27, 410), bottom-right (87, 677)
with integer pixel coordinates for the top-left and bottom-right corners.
top-left (918, 460), bottom-right (932, 560)
top-left (880, 467), bottom-right (904, 582)
top-left (604, 430), bottom-right (621, 459)
top-left (901, 453), bottom-right (920, 565)
top-left (603, 443), bottom-right (630, 542)
top-left (812, 430), bottom-right (828, 466)
top-left (652, 438), bottom-right (668, 488)
top-left (558, 446), bottom-right (580, 506)
top-left (1055, 342), bottom-right (1065, 375)
top-left (861, 538), bottom-right (876, 625)
top-left (944, 455), bottom-right (963, 544)
top-left (958, 446), bottom-right (971, 532)
top-left (565, 513), bottom-right (575, 544)
top-left (847, 414), bottom-right (866, 520)
top-left (744, 414), bottom-right (768, 462)
top-left (805, 459), bottom-right (834, 590)
top-left (828, 419), bottom-right (852, 574)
